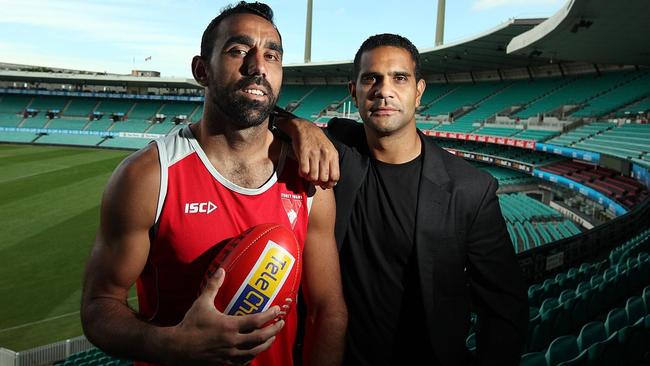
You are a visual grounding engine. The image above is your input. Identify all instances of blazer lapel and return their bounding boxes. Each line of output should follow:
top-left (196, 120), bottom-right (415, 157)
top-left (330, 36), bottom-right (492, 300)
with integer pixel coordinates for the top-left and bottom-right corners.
top-left (329, 120), bottom-right (371, 248)
top-left (415, 132), bottom-right (452, 348)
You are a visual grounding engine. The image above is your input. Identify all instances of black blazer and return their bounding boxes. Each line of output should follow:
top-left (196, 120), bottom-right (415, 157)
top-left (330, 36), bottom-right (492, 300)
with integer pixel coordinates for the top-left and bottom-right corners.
top-left (327, 118), bottom-right (528, 366)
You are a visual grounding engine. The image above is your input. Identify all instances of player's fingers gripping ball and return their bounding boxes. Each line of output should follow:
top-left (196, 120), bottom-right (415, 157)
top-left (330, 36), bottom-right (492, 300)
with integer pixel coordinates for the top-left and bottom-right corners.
top-left (202, 223), bottom-right (301, 321)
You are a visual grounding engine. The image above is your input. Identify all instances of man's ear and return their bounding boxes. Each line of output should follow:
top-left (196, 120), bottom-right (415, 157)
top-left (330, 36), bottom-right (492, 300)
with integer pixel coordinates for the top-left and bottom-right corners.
top-left (192, 55), bottom-right (209, 87)
top-left (415, 78), bottom-right (426, 108)
top-left (348, 81), bottom-right (358, 107)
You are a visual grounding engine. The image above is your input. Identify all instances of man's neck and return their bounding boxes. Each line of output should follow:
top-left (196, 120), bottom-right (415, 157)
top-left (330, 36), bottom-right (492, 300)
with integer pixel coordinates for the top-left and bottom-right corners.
top-left (365, 124), bottom-right (422, 164)
top-left (192, 111), bottom-right (280, 189)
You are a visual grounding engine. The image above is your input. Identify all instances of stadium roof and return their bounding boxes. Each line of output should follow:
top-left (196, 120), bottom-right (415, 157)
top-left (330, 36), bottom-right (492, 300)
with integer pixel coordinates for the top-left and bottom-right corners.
top-left (0, 69), bottom-right (200, 89)
top-left (282, 18), bottom-right (548, 80)
top-left (2, 0), bottom-right (648, 88)
top-left (507, 0), bottom-right (650, 65)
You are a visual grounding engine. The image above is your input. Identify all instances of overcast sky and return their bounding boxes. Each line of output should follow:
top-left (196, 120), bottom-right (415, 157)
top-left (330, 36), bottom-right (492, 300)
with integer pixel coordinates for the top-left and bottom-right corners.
top-left (0, 0), bottom-right (566, 78)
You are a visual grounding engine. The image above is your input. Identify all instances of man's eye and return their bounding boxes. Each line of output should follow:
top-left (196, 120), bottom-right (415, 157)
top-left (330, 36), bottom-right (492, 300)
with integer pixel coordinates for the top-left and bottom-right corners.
top-left (361, 76), bottom-right (375, 84)
top-left (265, 53), bottom-right (281, 61)
top-left (228, 49), bottom-right (247, 56)
top-left (395, 75), bottom-right (407, 82)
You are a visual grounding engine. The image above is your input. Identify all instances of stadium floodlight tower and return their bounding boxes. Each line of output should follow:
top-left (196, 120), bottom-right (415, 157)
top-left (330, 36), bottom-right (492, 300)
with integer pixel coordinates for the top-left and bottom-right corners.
top-left (304, 0), bottom-right (313, 63)
top-left (436, 0), bottom-right (445, 46)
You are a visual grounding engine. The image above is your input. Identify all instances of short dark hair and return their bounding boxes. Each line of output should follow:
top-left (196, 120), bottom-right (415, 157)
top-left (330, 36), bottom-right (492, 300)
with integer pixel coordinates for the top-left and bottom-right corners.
top-left (200, 1), bottom-right (280, 59)
top-left (352, 33), bottom-right (422, 81)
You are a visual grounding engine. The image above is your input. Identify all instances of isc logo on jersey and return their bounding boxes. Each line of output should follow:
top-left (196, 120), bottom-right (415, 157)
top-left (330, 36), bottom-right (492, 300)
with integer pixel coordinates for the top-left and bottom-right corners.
top-left (184, 201), bottom-right (217, 214)
top-left (224, 241), bottom-right (295, 316)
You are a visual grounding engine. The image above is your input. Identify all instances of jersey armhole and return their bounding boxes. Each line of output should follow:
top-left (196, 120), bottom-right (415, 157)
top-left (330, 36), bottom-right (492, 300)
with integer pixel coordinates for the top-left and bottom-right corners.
top-left (154, 139), bottom-right (169, 224)
top-left (306, 183), bottom-right (316, 215)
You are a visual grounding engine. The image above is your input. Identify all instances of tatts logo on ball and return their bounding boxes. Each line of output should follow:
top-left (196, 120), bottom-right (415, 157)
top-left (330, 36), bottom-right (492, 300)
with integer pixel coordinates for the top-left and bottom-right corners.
top-left (202, 223), bottom-right (301, 318)
top-left (225, 241), bottom-right (295, 315)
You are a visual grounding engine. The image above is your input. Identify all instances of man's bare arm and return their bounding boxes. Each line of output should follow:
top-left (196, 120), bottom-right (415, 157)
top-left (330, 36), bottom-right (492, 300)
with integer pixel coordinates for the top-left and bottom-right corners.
top-left (81, 146), bottom-right (284, 365)
top-left (273, 107), bottom-right (340, 189)
top-left (301, 186), bottom-right (348, 366)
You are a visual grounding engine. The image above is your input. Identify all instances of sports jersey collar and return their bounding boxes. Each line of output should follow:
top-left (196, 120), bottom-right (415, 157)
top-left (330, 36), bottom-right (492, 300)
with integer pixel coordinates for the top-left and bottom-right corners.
top-left (183, 125), bottom-right (287, 196)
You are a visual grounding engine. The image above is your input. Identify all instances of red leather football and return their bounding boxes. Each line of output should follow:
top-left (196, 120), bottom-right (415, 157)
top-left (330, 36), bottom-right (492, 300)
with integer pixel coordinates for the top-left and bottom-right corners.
top-left (202, 223), bottom-right (301, 317)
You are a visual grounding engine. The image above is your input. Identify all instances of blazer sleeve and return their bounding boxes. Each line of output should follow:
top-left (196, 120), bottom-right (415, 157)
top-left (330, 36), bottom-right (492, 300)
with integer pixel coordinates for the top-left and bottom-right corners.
top-left (465, 177), bottom-right (528, 366)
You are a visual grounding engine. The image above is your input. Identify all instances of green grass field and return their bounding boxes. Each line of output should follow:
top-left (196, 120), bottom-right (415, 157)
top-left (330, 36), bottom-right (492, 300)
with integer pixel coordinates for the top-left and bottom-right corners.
top-left (0, 144), bottom-right (134, 351)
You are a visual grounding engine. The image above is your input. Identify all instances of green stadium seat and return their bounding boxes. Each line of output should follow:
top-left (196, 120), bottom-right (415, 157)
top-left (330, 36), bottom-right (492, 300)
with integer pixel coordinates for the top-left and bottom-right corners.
top-left (643, 286), bottom-right (650, 311)
top-left (625, 296), bottom-right (647, 326)
top-left (585, 334), bottom-right (620, 366)
top-left (589, 275), bottom-right (603, 289)
top-left (570, 294), bottom-right (589, 334)
top-left (528, 309), bottom-right (554, 352)
top-left (575, 281), bottom-right (591, 296)
top-left (531, 298), bottom-right (561, 351)
top-left (605, 308), bottom-right (628, 336)
top-left (465, 332), bottom-right (476, 353)
top-left (545, 335), bottom-right (580, 366)
top-left (0, 131), bottom-right (39, 143)
top-left (542, 279), bottom-right (560, 300)
top-left (618, 320), bottom-right (647, 365)
top-left (528, 284), bottom-right (544, 308)
top-left (576, 321), bottom-right (607, 352)
top-left (556, 289), bottom-right (577, 336)
top-left (520, 352), bottom-right (546, 366)
top-left (556, 288), bottom-right (576, 305)
top-left (555, 350), bottom-right (588, 366)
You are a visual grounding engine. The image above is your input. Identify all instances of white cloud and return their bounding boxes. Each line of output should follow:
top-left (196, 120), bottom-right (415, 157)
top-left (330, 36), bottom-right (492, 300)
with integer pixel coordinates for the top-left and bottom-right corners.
top-left (472, 0), bottom-right (564, 11)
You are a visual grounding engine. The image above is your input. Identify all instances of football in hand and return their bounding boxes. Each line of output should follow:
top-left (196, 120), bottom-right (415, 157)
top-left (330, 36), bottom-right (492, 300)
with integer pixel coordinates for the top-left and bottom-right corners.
top-left (202, 223), bottom-right (301, 317)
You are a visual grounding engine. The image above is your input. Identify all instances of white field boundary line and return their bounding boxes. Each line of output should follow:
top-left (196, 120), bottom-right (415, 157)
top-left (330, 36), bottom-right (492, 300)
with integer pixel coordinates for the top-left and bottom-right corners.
top-left (0, 296), bottom-right (138, 333)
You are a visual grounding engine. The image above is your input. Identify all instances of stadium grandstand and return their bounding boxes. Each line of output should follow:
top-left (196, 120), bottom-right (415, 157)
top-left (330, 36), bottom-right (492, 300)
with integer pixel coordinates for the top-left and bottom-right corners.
top-left (1, 0), bottom-right (649, 365)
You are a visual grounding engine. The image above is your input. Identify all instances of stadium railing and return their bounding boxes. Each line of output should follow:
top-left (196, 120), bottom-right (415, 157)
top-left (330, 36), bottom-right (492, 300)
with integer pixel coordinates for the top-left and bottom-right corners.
top-left (517, 194), bottom-right (650, 284)
top-left (0, 336), bottom-right (93, 366)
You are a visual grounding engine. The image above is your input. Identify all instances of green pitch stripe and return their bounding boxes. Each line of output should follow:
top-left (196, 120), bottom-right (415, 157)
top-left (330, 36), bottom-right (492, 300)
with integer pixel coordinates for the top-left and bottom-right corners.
top-left (0, 144), bottom-right (132, 350)
top-left (0, 153), bottom-right (127, 206)
top-left (0, 149), bottom-right (127, 184)
top-left (0, 146), bottom-right (89, 167)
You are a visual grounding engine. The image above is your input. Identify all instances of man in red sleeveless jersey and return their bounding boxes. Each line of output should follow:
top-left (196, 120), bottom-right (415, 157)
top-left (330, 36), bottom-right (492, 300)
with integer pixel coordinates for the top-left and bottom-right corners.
top-left (80, 2), bottom-right (346, 366)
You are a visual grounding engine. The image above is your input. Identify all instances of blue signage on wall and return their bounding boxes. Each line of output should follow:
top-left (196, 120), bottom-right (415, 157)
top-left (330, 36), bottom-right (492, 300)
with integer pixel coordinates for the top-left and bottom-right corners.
top-left (533, 168), bottom-right (628, 217)
top-left (0, 88), bottom-right (204, 102)
top-left (632, 163), bottom-right (650, 189)
top-left (535, 143), bottom-right (600, 164)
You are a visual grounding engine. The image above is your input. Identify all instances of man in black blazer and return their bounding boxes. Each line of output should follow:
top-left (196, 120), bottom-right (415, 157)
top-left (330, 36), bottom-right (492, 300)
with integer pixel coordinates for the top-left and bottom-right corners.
top-left (279, 33), bottom-right (527, 366)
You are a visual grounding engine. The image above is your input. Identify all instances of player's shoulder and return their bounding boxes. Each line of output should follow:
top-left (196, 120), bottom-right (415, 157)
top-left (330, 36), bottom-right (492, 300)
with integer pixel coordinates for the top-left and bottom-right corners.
top-left (109, 142), bottom-right (160, 192)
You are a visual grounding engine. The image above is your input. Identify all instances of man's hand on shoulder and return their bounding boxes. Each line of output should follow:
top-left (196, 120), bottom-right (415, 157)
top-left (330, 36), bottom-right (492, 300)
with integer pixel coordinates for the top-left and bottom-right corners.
top-left (272, 107), bottom-right (339, 189)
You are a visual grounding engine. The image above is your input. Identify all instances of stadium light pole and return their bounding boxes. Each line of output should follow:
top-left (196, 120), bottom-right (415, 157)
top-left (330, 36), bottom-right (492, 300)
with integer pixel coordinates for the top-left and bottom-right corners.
top-left (304, 0), bottom-right (313, 63)
top-left (435, 0), bottom-right (446, 46)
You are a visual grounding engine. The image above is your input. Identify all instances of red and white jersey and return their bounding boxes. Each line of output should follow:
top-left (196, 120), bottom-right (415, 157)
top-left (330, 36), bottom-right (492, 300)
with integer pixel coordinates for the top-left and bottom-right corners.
top-left (136, 126), bottom-right (311, 366)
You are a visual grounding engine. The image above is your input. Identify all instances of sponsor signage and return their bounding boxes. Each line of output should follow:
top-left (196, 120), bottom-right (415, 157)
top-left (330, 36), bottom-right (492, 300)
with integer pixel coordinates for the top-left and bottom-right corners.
top-left (0, 87), bottom-right (204, 102)
top-left (535, 143), bottom-right (600, 163)
top-left (533, 169), bottom-right (627, 217)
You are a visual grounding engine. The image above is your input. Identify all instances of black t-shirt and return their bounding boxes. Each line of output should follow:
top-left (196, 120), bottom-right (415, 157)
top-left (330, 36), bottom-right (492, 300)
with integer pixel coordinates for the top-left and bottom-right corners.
top-left (340, 154), bottom-right (437, 365)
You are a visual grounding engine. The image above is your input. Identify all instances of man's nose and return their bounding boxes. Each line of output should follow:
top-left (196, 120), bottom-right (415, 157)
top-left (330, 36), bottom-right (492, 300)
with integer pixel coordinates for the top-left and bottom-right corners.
top-left (373, 80), bottom-right (395, 100)
top-left (244, 48), bottom-right (267, 78)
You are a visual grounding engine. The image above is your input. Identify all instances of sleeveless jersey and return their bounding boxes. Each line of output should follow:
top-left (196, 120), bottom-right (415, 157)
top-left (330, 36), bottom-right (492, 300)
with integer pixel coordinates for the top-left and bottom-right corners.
top-left (136, 126), bottom-right (311, 366)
